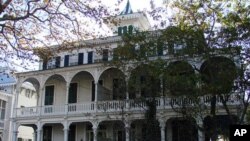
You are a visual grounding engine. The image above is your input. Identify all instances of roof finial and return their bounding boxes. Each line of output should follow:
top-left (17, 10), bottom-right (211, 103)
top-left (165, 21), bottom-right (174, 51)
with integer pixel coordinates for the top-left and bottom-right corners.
top-left (120, 0), bottom-right (133, 15)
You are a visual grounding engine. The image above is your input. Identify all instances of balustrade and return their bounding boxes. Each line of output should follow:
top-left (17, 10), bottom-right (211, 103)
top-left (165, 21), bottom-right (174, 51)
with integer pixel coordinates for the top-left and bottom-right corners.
top-left (15, 94), bottom-right (241, 118)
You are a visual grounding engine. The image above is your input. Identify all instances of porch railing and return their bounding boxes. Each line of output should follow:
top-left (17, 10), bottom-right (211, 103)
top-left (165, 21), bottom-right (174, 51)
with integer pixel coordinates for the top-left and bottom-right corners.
top-left (15, 94), bottom-right (241, 117)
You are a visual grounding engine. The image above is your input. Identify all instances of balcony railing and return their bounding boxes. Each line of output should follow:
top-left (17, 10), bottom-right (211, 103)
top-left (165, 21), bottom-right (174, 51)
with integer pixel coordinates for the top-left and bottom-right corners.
top-left (15, 95), bottom-right (241, 118)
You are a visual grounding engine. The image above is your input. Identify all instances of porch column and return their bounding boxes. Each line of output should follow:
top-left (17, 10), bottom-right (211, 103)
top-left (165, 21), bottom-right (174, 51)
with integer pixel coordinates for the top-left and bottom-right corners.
top-left (125, 77), bottom-right (129, 100)
top-left (37, 129), bottom-right (42, 141)
top-left (65, 82), bottom-right (70, 114)
top-left (13, 89), bottom-right (20, 117)
top-left (36, 123), bottom-right (42, 141)
top-left (64, 127), bottom-right (69, 141)
top-left (125, 77), bottom-right (130, 110)
top-left (38, 87), bottom-right (44, 116)
top-left (159, 119), bottom-right (166, 141)
top-left (197, 119), bottom-right (205, 141)
top-left (94, 81), bottom-right (98, 102)
top-left (125, 120), bottom-right (131, 141)
top-left (92, 121), bottom-right (99, 141)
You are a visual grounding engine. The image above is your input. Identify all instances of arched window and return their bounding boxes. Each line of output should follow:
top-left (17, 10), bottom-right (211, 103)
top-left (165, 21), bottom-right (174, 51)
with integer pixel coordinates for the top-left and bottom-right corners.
top-left (128, 25), bottom-right (133, 34)
top-left (123, 26), bottom-right (127, 34)
top-left (118, 27), bottom-right (122, 36)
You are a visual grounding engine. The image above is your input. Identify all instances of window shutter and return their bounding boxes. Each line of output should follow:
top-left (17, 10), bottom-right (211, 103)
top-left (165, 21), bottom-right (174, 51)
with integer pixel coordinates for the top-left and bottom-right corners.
top-left (42, 61), bottom-right (47, 70)
top-left (78, 53), bottom-right (84, 65)
top-left (64, 55), bottom-right (69, 67)
top-left (102, 49), bottom-right (109, 61)
top-left (88, 52), bottom-right (93, 64)
top-left (118, 27), bottom-right (122, 36)
top-left (128, 25), bottom-right (133, 34)
top-left (55, 56), bottom-right (61, 68)
top-left (123, 26), bottom-right (127, 34)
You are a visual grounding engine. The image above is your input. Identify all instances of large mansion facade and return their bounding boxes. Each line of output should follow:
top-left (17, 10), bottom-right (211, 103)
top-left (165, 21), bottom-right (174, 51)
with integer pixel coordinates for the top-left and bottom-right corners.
top-left (12, 1), bottom-right (241, 141)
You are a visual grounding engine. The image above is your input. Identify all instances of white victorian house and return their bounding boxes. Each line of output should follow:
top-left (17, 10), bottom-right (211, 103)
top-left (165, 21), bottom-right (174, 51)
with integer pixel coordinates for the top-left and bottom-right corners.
top-left (12, 1), bottom-right (241, 141)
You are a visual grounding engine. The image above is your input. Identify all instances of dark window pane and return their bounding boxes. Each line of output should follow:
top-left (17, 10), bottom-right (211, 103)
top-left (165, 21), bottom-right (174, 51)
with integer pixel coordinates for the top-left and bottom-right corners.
top-left (68, 83), bottom-right (77, 103)
top-left (68, 125), bottom-right (76, 141)
top-left (55, 56), bottom-right (61, 68)
top-left (88, 52), bottom-right (93, 64)
top-left (43, 126), bottom-right (52, 141)
top-left (123, 26), bottom-right (127, 34)
top-left (43, 61), bottom-right (47, 70)
top-left (64, 55), bottom-right (69, 67)
top-left (45, 86), bottom-right (54, 105)
top-left (118, 27), bottom-right (122, 36)
top-left (78, 53), bottom-right (84, 65)
top-left (128, 25), bottom-right (133, 34)
top-left (102, 49), bottom-right (109, 61)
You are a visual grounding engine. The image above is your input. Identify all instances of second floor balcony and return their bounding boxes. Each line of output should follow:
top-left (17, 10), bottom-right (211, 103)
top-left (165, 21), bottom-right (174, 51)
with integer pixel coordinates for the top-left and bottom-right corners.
top-left (15, 94), bottom-right (241, 118)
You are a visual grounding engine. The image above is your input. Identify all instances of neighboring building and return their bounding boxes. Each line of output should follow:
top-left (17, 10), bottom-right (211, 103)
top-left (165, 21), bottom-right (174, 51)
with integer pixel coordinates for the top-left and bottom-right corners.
top-left (0, 69), bottom-right (15, 141)
top-left (12, 1), bottom-right (241, 141)
top-left (16, 82), bottom-right (38, 141)
top-left (0, 68), bottom-right (38, 141)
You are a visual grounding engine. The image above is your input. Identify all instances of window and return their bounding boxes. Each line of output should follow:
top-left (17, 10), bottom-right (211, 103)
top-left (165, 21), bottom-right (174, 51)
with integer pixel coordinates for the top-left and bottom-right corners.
top-left (128, 25), bottom-right (133, 34)
top-left (45, 86), bottom-right (54, 105)
top-left (0, 100), bottom-right (6, 120)
top-left (86, 124), bottom-right (94, 141)
top-left (69, 54), bottom-right (78, 66)
top-left (88, 52), bottom-right (93, 64)
top-left (68, 125), bottom-right (76, 141)
top-left (43, 126), bottom-right (52, 141)
top-left (78, 53), bottom-right (84, 65)
top-left (68, 83), bottom-right (77, 104)
top-left (123, 26), bottom-right (127, 34)
top-left (55, 56), bottom-right (61, 68)
top-left (64, 55), bottom-right (69, 67)
top-left (25, 89), bottom-right (31, 98)
top-left (47, 58), bottom-right (56, 69)
top-left (102, 49), bottom-right (109, 61)
top-left (118, 27), bottom-right (123, 36)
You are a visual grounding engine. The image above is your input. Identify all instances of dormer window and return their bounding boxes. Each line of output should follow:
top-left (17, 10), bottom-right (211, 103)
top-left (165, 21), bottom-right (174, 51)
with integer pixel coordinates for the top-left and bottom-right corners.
top-left (123, 26), bottom-right (127, 34)
top-left (118, 25), bottom-right (134, 36)
top-left (128, 25), bottom-right (133, 34)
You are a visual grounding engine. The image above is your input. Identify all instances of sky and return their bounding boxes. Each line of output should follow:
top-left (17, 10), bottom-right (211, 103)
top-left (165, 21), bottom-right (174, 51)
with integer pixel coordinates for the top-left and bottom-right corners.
top-left (102, 0), bottom-right (164, 11)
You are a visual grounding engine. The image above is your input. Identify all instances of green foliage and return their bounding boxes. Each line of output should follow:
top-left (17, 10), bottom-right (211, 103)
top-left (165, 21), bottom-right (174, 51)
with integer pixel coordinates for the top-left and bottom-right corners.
top-left (165, 61), bottom-right (197, 96)
top-left (200, 57), bottom-right (238, 94)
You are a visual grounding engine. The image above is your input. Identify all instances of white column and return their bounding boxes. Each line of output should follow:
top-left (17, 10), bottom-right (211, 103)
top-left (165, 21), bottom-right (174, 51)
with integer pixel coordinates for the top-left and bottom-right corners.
top-left (38, 87), bottom-right (44, 116)
top-left (65, 82), bottom-right (70, 114)
top-left (159, 120), bottom-right (166, 141)
top-left (125, 121), bottom-right (131, 141)
top-left (14, 89), bottom-right (20, 117)
top-left (93, 125), bottom-right (98, 141)
top-left (197, 119), bottom-right (205, 141)
top-left (92, 121), bottom-right (99, 141)
top-left (37, 129), bottom-right (42, 141)
top-left (94, 81), bottom-right (98, 102)
top-left (64, 126), bottom-right (69, 141)
top-left (36, 123), bottom-right (42, 141)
